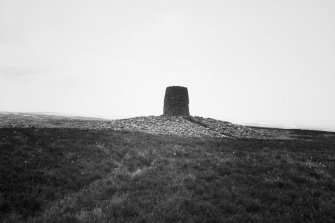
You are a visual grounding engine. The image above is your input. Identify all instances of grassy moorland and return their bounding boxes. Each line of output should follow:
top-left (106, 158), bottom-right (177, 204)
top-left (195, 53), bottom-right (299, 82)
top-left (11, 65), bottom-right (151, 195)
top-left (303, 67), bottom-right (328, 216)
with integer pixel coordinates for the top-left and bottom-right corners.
top-left (0, 127), bottom-right (335, 222)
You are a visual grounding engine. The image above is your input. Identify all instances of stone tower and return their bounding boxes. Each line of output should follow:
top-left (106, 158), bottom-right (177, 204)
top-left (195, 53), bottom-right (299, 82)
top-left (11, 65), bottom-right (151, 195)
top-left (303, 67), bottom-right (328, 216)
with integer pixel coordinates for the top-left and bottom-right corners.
top-left (163, 86), bottom-right (190, 116)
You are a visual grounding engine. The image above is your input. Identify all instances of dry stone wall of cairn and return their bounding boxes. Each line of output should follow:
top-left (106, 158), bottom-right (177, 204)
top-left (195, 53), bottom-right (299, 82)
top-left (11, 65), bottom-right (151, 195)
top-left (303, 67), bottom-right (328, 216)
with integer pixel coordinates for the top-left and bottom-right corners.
top-left (163, 86), bottom-right (190, 116)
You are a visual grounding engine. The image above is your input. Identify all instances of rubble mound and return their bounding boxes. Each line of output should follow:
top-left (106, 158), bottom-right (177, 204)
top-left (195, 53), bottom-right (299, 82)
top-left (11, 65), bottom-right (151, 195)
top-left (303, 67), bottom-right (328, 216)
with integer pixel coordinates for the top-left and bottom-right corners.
top-left (106, 116), bottom-right (223, 138)
top-left (102, 116), bottom-right (275, 138)
top-left (0, 113), bottom-right (276, 139)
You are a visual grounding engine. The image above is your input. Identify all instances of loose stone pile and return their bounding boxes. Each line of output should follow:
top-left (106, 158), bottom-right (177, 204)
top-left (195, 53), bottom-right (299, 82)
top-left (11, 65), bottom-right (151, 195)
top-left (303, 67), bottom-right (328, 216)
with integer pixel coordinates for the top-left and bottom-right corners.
top-left (0, 113), bottom-right (281, 139)
top-left (105, 116), bottom-right (226, 138)
top-left (185, 116), bottom-right (273, 139)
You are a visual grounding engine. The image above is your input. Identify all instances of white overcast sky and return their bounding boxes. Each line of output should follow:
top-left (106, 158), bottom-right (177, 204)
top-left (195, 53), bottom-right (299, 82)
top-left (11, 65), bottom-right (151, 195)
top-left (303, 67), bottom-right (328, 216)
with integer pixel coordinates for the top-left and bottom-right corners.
top-left (1, 0), bottom-right (335, 130)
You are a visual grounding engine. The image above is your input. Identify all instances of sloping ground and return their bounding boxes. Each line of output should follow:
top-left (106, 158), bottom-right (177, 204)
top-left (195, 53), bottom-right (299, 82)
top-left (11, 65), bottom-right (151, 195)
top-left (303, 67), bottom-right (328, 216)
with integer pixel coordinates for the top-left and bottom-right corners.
top-left (0, 127), bottom-right (335, 222)
top-left (0, 113), bottom-right (290, 139)
top-left (1, 113), bottom-right (335, 222)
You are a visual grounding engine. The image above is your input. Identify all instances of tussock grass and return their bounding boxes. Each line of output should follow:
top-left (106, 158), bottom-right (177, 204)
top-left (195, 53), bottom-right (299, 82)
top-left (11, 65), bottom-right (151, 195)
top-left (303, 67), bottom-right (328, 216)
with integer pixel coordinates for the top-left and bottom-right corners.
top-left (0, 128), bottom-right (334, 222)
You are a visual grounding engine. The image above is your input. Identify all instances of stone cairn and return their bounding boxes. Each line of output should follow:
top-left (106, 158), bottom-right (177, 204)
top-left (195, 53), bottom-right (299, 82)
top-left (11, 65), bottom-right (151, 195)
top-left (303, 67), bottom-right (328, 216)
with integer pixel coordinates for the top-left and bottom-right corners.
top-left (163, 86), bottom-right (190, 116)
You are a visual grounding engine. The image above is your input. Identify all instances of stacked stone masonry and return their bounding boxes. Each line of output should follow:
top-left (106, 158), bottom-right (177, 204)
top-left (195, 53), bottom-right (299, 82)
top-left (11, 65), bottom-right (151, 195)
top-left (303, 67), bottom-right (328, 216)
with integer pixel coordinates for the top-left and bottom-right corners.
top-left (163, 86), bottom-right (190, 116)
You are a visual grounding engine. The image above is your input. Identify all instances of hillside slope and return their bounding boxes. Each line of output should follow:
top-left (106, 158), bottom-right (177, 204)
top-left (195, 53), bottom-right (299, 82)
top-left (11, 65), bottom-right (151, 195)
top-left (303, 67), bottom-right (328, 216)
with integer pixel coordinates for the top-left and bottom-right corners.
top-left (0, 113), bottom-right (335, 222)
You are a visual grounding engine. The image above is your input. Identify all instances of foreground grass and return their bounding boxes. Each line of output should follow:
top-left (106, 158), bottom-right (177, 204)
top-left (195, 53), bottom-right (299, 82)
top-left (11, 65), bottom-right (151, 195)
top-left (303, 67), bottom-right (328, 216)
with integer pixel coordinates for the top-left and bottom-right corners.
top-left (0, 128), bottom-right (335, 222)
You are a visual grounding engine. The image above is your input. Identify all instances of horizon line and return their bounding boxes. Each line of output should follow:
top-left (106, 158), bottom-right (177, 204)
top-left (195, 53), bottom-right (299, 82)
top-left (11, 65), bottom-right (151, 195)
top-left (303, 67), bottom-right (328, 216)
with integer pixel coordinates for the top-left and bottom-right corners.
top-left (1, 110), bottom-right (335, 133)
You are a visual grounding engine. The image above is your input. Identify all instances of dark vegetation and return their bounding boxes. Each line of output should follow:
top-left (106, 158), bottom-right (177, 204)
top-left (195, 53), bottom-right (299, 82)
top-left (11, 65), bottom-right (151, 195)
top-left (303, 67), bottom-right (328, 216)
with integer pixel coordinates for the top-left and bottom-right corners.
top-left (0, 127), bottom-right (335, 222)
